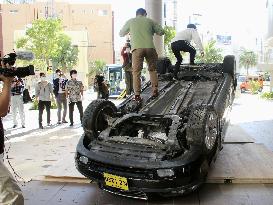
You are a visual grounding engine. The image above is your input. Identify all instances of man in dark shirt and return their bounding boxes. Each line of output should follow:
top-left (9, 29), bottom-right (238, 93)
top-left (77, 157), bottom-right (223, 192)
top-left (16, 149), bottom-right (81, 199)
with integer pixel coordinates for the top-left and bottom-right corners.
top-left (53, 69), bottom-right (68, 124)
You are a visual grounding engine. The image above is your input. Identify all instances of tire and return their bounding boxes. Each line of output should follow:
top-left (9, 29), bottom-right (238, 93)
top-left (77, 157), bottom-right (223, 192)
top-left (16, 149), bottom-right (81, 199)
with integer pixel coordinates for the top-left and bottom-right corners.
top-left (223, 55), bottom-right (236, 77)
top-left (186, 108), bottom-right (219, 155)
top-left (82, 100), bottom-right (117, 138)
top-left (156, 57), bottom-right (172, 75)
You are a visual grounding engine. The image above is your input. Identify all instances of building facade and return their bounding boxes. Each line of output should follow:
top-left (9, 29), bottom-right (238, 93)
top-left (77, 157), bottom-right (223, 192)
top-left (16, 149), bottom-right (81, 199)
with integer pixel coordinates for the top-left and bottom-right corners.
top-left (0, 1), bottom-right (114, 64)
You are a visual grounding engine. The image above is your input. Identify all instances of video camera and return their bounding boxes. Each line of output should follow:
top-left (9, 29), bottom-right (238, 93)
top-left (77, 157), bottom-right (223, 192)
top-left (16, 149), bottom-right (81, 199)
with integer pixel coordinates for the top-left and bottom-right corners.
top-left (0, 51), bottom-right (35, 78)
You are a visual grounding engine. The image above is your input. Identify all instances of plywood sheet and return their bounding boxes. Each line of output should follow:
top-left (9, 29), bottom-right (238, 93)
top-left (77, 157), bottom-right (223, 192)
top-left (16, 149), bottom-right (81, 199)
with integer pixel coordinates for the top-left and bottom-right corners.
top-left (224, 125), bottom-right (255, 143)
top-left (207, 143), bottom-right (273, 183)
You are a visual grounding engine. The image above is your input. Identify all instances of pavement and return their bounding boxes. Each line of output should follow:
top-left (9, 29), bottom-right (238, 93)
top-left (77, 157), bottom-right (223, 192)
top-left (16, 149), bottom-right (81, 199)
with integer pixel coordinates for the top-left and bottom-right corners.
top-left (2, 88), bottom-right (273, 204)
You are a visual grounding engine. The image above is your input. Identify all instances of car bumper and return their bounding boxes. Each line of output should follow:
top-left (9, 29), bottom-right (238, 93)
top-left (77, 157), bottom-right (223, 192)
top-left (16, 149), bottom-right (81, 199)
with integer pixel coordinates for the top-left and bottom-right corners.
top-left (75, 136), bottom-right (208, 199)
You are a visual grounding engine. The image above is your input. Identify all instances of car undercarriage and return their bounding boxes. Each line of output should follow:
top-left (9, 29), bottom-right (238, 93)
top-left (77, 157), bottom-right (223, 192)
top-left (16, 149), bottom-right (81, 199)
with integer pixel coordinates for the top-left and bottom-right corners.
top-left (76, 55), bottom-right (237, 200)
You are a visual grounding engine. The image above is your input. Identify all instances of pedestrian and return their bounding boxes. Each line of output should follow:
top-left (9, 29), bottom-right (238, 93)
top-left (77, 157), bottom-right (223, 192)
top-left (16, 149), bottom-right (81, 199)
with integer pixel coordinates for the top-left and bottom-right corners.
top-left (0, 57), bottom-right (24, 205)
top-left (53, 69), bottom-right (68, 124)
top-left (121, 40), bottom-right (133, 96)
top-left (10, 76), bottom-right (26, 128)
top-left (95, 74), bottom-right (109, 100)
top-left (35, 72), bottom-right (54, 129)
top-left (65, 69), bottom-right (84, 126)
top-left (170, 24), bottom-right (204, 78)
top-left (119, 8), bottom-right (165, 102)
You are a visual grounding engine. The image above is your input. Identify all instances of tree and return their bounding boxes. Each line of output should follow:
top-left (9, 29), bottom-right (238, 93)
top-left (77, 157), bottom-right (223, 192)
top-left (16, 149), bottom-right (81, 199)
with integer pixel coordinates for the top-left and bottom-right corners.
top-left (51, 34), bottom-right (79, 72)
top-left (16, 18), bottom-right (78, 71)
top-left (163, 26), bottom-right (176, 61)
top-left (239, 49), bottom-right (258, 76)
top-left (195, 40), bottom-right (223, 63)
top-left (88, 60), bottom-right (106, 77)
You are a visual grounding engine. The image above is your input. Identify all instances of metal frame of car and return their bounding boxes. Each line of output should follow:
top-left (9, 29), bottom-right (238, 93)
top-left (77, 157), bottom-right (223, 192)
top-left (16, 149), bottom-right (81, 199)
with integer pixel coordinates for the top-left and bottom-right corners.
top-left (75, 55), bottom-right (237, 200)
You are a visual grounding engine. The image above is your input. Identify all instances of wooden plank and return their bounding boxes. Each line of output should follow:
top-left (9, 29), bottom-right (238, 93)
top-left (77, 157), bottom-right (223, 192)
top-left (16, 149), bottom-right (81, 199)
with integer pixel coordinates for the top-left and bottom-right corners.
top-left (207, 143), bottom-right (273, 183)
top-left (43, 176), bottom-right (91, 184)
top-left (224, 124), bottom-right (255, 144)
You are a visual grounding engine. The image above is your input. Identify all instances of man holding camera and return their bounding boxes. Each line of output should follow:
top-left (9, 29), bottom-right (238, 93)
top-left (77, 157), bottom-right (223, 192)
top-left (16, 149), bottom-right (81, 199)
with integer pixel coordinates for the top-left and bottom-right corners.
top-left (0, 61), bottom-right (24, 204)
top-left (121, 41), bottom-right (133, 96)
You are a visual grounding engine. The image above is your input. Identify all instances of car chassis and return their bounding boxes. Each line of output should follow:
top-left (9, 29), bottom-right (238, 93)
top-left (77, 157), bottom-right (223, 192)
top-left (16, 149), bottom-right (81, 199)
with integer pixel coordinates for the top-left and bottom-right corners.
top-left (75, 55), bottom-right (237, 200)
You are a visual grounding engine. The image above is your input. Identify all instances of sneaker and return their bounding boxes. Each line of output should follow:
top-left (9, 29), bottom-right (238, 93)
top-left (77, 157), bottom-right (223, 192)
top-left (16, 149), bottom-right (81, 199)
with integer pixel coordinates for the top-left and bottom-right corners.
top-left (134, 95), bottom-right (142, 102)
top-left (22, 125), bottom-right (25, 128)
top-left (151, 90), bottom-right (159, 98)
top-left (47, 123), bottom-right (52, 127)
top-left (62, 120), bottom-right (68, 123)
top-left (12, 125), bottom-right (17, 128)
top-left (39, 125), bottom-right (43, 129)
top-left (69, 123), bottom-right (74, 127)
top-left (57, 121), bottom-right (61, 125)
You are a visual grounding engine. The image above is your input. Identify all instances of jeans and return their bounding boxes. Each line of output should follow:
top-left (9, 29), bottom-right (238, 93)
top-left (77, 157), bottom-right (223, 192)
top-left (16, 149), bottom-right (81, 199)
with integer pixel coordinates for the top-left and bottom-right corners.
top-left (69, 101), bottom-right (83, 124)
top-left (56, 93), bottom-right (67, 122)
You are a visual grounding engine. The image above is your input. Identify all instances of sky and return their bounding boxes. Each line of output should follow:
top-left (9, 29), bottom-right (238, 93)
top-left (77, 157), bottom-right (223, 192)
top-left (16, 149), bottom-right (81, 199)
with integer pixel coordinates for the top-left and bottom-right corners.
top-left (4, 0), bottom-right (267, 50)
top-left (67, 0), bottom-right (268, 51)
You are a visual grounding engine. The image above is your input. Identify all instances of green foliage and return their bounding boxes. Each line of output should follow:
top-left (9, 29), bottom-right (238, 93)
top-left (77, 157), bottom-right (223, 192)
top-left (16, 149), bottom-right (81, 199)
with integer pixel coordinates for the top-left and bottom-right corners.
top-left (30, 97), bottom-right (57, 110)
top-left (163, 26), bottom-right (176, 62)
top-left (88, 60), bottom-right (106, 77)
top-left (16, 18), bottom-right (78, 71)
top-left (52, 34), bottom-right (79, 71)
top-left (196, 40), bottom-right (223, 63)
top-left (239, 49), bottom-right (258, 76)
top-left (249, 80), bottom-right (261, 94)
top-left (261, 92), bottom-right (273, 100)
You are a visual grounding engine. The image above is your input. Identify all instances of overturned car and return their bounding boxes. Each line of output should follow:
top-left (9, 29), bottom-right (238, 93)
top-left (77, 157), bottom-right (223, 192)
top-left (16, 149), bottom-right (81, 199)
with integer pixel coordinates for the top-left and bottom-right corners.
top-left (75, 55), bottom-right (237, 199)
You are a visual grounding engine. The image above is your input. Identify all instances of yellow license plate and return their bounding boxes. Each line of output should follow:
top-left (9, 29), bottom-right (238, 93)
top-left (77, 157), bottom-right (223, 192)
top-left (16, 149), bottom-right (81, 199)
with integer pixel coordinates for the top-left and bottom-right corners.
top-left (103, 173), bottom-right (129, 191)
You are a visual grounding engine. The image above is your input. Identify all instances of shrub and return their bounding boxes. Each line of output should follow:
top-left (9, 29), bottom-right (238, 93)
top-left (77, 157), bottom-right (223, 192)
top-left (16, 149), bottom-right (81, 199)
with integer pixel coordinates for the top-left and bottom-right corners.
top-left (30, 97), bottom-right (58, 110)
top-left (249, 80), bottom-right (260, 94)
top-left (261, 92), bottom-right (273, 100)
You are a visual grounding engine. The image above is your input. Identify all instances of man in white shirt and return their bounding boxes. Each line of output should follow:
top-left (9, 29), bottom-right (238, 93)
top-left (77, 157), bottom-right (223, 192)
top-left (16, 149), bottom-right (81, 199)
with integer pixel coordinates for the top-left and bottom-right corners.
top-left (171, 24), bottom-right (204, 77)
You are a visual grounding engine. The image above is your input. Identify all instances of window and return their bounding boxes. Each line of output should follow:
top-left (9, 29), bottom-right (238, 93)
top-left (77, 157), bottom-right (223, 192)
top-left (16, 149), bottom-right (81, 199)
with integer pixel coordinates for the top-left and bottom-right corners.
top-left (10, 9), bottom-right (19, 14)
top-left (98, 9), bottom-right (108, 16)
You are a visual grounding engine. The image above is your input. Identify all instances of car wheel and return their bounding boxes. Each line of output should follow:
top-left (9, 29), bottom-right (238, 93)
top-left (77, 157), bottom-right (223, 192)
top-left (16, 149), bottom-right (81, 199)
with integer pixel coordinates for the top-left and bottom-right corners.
top-left (223, 55), bottom-right (236, 79)
top-left (204, 111), bottom-right (218, 153)
top-left (82, 100), bottom-right (117, 139)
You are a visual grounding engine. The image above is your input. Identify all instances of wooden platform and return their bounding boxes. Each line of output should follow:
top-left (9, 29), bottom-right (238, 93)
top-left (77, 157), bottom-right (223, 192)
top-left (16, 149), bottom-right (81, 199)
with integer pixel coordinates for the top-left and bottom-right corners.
top-left (42, 143), bottom-right (273, 184)
top-left (207, 143), bottom-right (273, 183)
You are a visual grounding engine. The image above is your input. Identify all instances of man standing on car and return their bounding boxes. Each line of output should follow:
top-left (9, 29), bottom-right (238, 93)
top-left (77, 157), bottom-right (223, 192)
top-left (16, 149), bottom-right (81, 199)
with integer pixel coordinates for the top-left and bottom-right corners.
top-left (65, 69), bottom-right (84, 126)
top-left (119, 8), bottom-right (165, 102)
top-left (171, 24), bottom-right (204, 78)
top-left (53, 69), bottom-right (68, 124)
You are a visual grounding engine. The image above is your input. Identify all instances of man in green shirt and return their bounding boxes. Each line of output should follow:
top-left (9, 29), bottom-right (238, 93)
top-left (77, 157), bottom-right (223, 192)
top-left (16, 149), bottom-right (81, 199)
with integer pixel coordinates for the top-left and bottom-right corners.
top-left (119, 8), bottom-right (164, 102)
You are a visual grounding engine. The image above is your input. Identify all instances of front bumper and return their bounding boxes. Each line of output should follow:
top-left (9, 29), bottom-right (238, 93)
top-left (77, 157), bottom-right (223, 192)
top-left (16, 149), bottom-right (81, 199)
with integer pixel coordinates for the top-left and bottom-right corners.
top-left (75, 136), bottom-right (208, 199)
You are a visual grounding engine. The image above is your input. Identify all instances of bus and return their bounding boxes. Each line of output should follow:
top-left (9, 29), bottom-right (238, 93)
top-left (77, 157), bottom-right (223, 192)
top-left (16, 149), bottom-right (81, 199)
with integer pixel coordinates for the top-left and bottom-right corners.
top-left (103, 64), bottom-right (126, 97)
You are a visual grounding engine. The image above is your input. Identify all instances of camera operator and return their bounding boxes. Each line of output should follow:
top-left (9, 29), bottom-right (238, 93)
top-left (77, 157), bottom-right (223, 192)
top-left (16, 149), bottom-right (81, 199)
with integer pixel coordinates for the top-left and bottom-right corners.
top-left (0, 68), bottom-right (24, 203)
top-left (121, 40), bottom-right (133, 96)
top-left (95, 74), bottom-right (109, 100)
